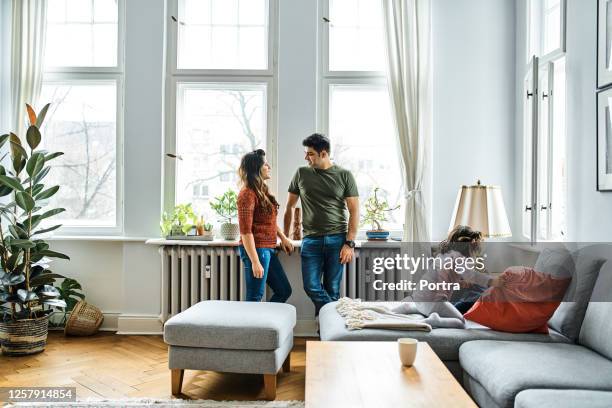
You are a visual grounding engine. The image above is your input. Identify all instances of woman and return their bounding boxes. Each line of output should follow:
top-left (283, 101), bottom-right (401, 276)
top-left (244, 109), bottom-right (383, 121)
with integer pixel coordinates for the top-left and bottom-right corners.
top-left (237, 149), bottom-right (293, 302)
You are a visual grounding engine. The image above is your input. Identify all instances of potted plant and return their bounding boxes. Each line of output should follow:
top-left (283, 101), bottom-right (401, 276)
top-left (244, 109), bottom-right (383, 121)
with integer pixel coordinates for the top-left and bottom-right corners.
top-left (0, 103), bottom-right (69, 356)
top-left (49, 278), bottom-right (85, 329)
top-left (195, 216), bottom-right (214, 241)
top-left (210, 190), bottom-right (239, 240)
top-left (361, 188), bottom-right (399, 241)
top-left (160, 203), bottom-right (197, 238)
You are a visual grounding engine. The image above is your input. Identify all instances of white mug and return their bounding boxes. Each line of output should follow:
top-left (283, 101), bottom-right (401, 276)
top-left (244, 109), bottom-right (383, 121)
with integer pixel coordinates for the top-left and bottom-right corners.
top-left (398, 338), bottom-right (418, 367)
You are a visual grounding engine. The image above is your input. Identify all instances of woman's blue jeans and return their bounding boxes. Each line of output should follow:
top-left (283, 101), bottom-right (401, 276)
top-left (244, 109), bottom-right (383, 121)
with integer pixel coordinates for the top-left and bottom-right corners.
top-left (238, 246), bottom-right (292, 303)
top-left (301, 233), bottom-right (346, 315)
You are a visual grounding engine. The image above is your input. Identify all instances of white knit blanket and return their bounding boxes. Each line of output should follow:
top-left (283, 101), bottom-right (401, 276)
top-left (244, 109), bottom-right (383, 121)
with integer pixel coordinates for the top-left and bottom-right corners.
top-left (336, 297), bottom-right (466, 331)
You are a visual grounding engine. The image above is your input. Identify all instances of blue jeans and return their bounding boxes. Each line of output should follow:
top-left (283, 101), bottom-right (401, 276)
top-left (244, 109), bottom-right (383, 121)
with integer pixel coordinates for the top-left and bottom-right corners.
top-left (301, 233), bottom-right (346, 315)
top-left (239, 246), bottom-right (292, 303)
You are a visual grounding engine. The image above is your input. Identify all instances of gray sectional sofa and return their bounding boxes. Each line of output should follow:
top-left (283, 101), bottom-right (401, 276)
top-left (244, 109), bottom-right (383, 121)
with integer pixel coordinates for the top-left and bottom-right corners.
top-left (318, 245), bottom-right (612, 408)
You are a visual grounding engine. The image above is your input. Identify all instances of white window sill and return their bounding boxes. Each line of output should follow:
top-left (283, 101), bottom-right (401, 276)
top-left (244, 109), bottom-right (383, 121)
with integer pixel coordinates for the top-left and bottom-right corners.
top-left (145, 237), bottom-right (408, 248)
top-left (45, 235), bottom-right (152, 242)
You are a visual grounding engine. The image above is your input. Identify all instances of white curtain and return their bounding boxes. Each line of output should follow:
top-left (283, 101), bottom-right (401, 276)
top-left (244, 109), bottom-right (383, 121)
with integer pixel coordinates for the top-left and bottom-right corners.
top-left (382, 0), bottom-right (431, 242)
top-left (10, 0), bottom-right (47, 138)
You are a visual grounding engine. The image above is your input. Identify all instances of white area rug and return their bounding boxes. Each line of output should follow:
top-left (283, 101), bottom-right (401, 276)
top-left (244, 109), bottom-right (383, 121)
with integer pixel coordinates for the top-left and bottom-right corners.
top-left (5, 399), bottom-right (304, 408)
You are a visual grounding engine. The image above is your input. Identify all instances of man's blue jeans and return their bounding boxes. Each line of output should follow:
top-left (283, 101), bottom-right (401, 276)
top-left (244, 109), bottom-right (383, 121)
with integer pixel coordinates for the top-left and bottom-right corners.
top-left (301, 233), bottom-right (346, 315)
top-left (239, 246), bottom-right (292, 302)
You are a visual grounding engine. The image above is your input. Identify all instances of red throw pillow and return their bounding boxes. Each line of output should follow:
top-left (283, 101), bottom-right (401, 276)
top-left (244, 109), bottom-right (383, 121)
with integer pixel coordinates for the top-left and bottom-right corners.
top-left (464, 266), bottom-right (571, 334)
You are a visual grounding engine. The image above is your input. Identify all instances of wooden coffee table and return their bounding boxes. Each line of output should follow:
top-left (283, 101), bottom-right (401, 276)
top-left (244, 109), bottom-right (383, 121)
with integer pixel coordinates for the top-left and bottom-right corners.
top-left (305, 341), bottom-right (476, 408)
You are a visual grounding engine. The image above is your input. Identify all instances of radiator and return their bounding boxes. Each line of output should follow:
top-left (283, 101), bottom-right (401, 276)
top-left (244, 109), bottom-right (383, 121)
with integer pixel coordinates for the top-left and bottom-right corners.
top-left (160, 245), bottom-right (409, 322)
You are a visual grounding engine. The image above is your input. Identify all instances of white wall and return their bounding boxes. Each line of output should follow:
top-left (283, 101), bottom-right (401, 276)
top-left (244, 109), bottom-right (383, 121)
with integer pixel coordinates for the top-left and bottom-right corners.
top-left (565, 0), bottom-right (612, 241)
top-left (514, 0), bottom-right (612, 242)
top-left (42, 0), bottom-right (519, 334)
top-left (432, 0), bottom-right (516, 240)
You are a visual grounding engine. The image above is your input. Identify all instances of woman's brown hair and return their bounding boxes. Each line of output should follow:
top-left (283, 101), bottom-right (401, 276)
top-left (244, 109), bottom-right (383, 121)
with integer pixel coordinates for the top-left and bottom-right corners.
top-left (439, 225), bottom-right (483, 257)
top-left (238, 149), bottom-right (279, 213)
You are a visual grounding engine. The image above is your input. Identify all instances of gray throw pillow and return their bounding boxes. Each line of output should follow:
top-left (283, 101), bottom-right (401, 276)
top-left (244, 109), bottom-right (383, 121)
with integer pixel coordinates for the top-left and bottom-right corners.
top-left (544, 250), bottom-right (605, 341)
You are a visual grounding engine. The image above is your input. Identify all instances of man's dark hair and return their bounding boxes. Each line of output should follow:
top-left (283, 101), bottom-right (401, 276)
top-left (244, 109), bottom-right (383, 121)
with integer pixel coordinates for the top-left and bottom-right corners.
top-left (302, 133), bottom-right (331, 155)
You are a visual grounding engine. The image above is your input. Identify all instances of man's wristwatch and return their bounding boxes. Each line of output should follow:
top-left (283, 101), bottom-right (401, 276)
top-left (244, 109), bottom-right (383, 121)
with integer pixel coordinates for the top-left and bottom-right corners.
top-left (344, 240), bottom-right (356, 248)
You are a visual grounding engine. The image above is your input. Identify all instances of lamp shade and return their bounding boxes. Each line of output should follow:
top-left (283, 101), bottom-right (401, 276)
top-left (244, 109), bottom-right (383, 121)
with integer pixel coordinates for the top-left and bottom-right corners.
top-left (449, 181), bottom-right (511, 238)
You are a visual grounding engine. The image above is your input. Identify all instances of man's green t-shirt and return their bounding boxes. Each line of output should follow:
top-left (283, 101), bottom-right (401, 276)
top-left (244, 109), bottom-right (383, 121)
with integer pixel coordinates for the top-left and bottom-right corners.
top-left (288, 165), bottom-right (359, 237)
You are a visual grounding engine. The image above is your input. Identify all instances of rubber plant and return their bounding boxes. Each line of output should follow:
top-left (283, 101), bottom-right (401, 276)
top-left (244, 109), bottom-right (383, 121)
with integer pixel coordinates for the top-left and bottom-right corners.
top-left (0, 103), bottom-right (69, 354)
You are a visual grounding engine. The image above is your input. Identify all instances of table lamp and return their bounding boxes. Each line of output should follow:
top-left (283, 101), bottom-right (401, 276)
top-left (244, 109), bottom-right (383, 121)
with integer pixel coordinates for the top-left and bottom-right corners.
top-left (449, 180), bottom-right (511, 238)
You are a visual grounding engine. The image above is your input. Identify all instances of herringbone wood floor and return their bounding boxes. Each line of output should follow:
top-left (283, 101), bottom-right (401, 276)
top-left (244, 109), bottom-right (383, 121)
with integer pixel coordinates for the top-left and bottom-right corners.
top-left (0, 332), bottom-right (307, 401)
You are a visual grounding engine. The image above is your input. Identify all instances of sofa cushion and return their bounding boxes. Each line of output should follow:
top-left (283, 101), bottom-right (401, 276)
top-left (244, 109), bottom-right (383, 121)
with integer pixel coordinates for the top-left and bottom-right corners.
top-left (579, 301), bottom-right (612, 360)
top-left (546, 250), bottom-right (605, 341)
top-left (515, 389), bottom-right (612, 408)
top-left (459, 340), bottom-right (612, 408)
top-left (163, 300), bottom-right (296, 350)
top-left (319, 301), bottom-right (569, 360)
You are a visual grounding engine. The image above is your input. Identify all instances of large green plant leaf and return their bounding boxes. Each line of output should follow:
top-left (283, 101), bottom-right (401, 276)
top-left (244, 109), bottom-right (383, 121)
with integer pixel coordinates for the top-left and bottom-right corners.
top-left (44, 152), bottom-right (64, 162)
top-left (17, 289), bottom-right (38, 302)
top-left (11, 239), bottom-right (36, 249)
top-left (35, 185), bottom-right (59, 201)
top-left (41, 298), bottom-right (66, 308)
top-left (32, 166), bottom-right (50, 184)
top-left (32, 224), bottom-right (62, 236)
top-left (37, 249), bottom-right (70, 260)
top-left (0, 134), bottom-right (9, 150)
top-left (30, 273), bottom-right (64, 287)
top-left (0, 175), bottom-right (24, 192)
top-left (15, 192), bottom-right (35, 212)
top-left (9, 133), bottom-right (27, 159)
top-left (26, 153), bottom-right (45, 178)
top-left (0, 273), bottom-right (25, 286)
top-left (12, 156), bottom-right (25, 174)
top-left (35, 103), bottom-right (51, 128)
top-left (26, 126), bottom-right (41, 150)
top-left (36, 285), bottom-right (60, 297)
top-left (9, 225), bottom-right (28, 239)
top-left (30, 184), bottom-right (45, 197)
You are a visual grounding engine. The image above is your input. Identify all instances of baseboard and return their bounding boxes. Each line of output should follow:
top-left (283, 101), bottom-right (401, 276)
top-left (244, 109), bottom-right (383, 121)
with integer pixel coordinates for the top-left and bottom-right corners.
top-left (99, 312), bottom-right (120, 331)
top-left (115, 314), bottom-right (163, 335)
top-left (295, 319), bottom-right (318, 337)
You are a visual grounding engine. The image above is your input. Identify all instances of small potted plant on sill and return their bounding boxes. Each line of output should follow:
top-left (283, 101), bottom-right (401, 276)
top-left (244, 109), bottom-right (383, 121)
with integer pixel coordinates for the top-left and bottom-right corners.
top-left (195, 216), bottom-right (214, 241)
top-left (210, 190), bottom-right (239, 240)
top-left (361, 187), bottom-right (400, 241)
top-left (0, 103), bottom-right (70, 356)
top-left (160, 203), bottom-right (197, 238)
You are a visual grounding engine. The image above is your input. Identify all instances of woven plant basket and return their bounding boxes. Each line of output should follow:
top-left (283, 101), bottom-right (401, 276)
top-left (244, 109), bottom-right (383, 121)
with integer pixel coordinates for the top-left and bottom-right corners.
top-left (65, 300), bottom-right (104, 336)
top-left (0, 314), bottom-right (49, 356)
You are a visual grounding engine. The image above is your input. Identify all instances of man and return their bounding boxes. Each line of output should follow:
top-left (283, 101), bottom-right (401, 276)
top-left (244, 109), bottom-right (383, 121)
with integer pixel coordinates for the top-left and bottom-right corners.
top-left (284, 133), bottom-right (359, 315)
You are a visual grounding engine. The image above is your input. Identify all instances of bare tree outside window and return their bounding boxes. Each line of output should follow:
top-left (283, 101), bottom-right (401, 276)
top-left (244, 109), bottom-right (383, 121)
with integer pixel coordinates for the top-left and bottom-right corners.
top-left (175, 84), bottom-right (267, 218)
top-left (38, 82), bottom-right (118, 227)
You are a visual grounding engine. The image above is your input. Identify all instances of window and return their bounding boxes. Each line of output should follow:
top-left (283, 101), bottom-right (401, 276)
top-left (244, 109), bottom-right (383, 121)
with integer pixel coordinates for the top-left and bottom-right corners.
top-left (320, 0), bottom-right (404, 231)
top-left (176, 0), bottom-right (269, 70)
top-left (523, 0), bottom-right (567, 242)
top-left (165, 0), bottom-right (276, 217)
top-left (40, 0), bottom-right (124, 233)
top-left (527, 0), bottom-right (566, 62)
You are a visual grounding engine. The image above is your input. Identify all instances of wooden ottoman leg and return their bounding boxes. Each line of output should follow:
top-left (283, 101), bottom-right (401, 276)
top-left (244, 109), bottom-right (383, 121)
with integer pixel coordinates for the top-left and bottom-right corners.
top-left (263, 373), bottom-right (277, 400)
top-left (171, 369), bottom-right (184, 396)
top-left (282, 353), bottom-right (291, 373)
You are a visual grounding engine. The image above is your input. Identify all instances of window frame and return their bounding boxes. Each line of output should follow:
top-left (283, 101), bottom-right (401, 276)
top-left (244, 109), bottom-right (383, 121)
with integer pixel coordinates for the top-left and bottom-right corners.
top-left (522, 1), bottom-right (568, 242)
top-left (163, 0), bottom-right (279, 215)
top-left (317, 0), bottom-right (404, 236)
top-left (525, 0), bottom-right (567, 66)
top-left (41, 0), bottom-right (126, 236)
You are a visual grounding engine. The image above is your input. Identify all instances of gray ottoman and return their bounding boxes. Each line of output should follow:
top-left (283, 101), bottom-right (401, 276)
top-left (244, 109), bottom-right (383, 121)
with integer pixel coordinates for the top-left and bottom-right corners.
top-left (163, 300), bottom-right (296, 400)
